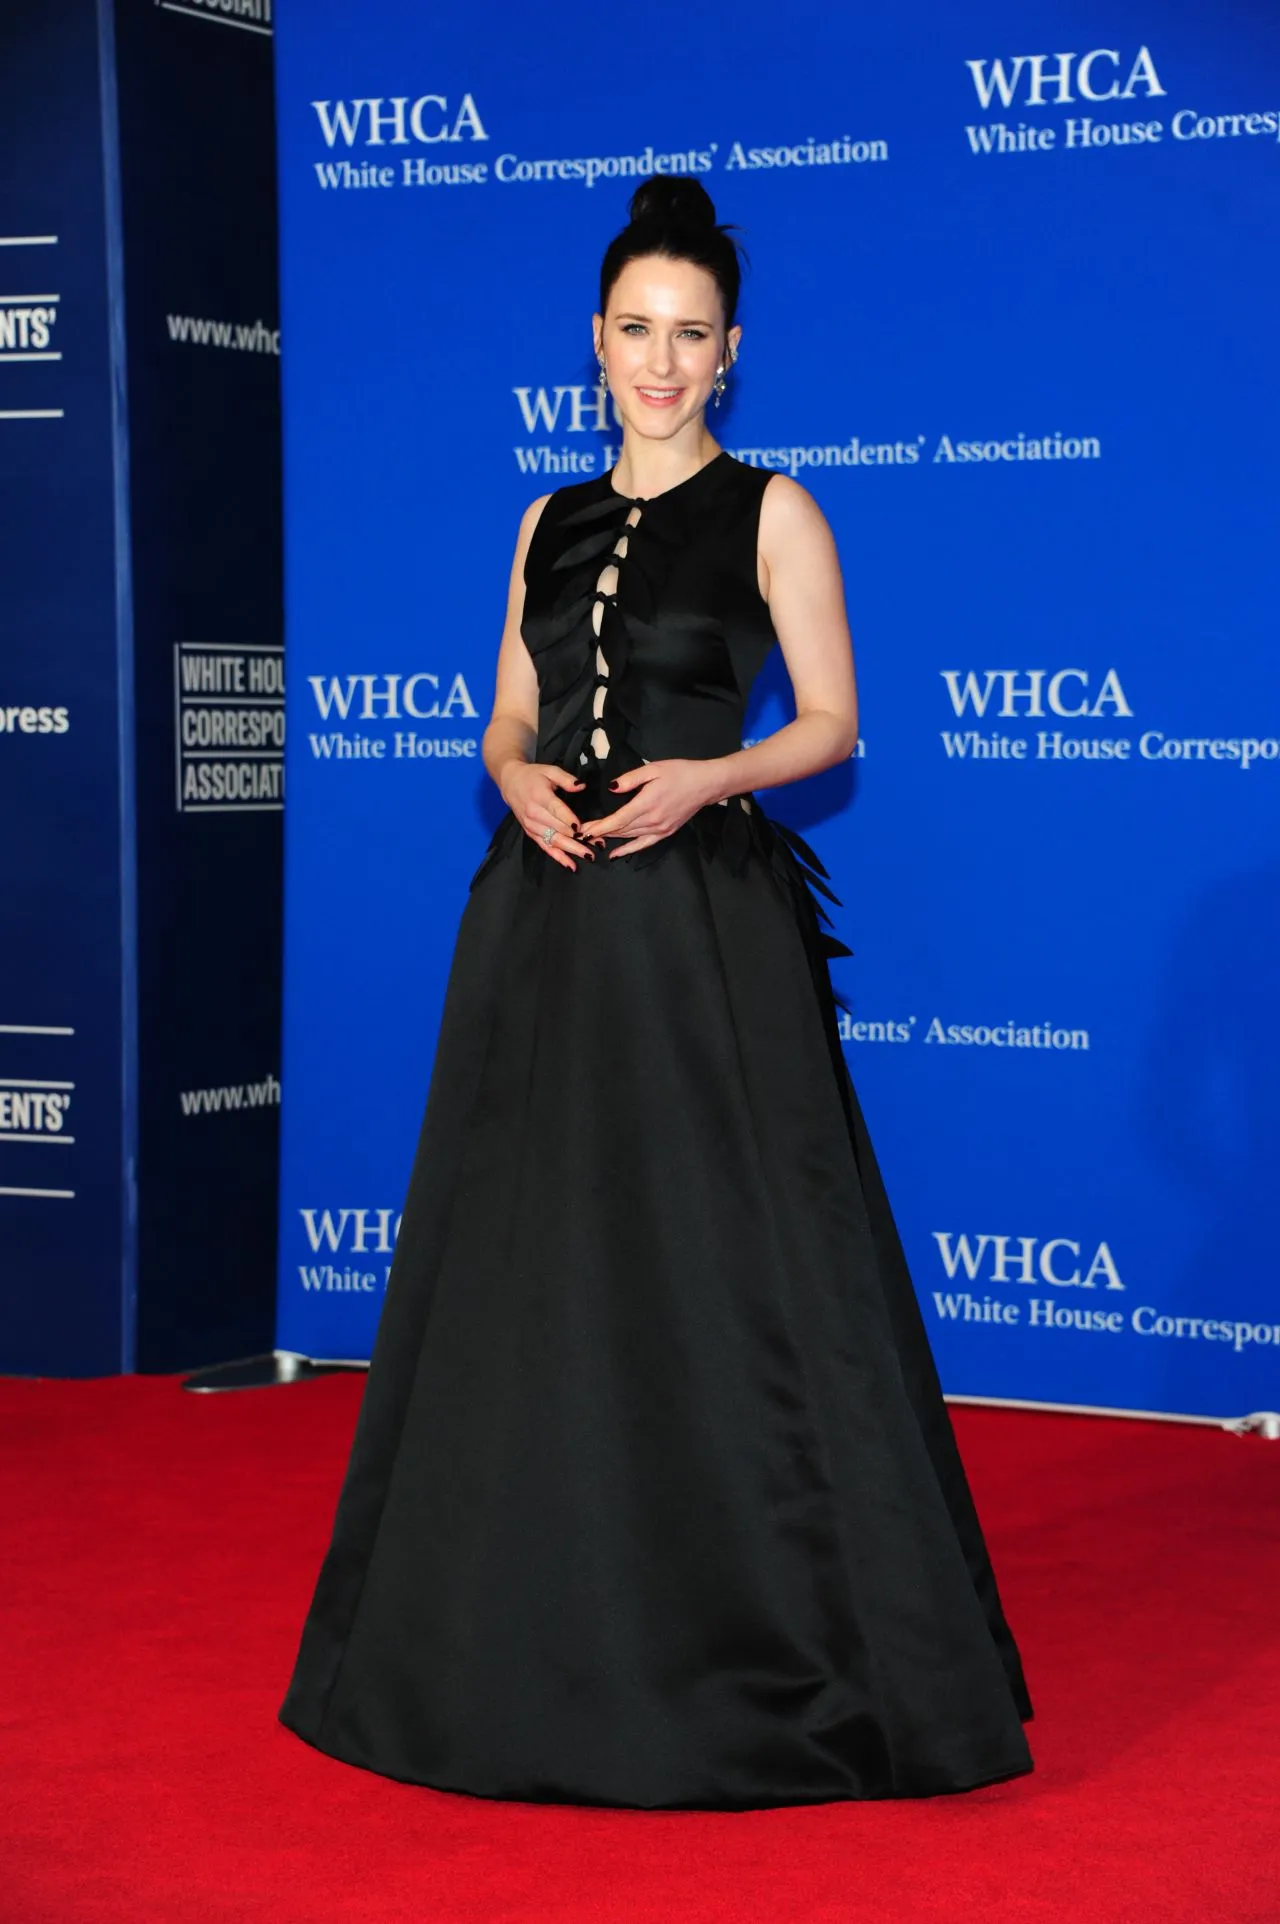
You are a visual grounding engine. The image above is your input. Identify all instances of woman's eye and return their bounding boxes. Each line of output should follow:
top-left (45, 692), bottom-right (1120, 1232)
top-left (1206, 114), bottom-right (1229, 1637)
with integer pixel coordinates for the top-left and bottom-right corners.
top-left (619, 325), bottom-right (706, 339)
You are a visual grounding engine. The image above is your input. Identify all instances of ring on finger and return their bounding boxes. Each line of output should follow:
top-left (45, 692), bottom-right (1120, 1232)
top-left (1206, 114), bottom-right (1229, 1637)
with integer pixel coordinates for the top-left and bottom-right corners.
top-left (542, 824), bottom-right (556, 845)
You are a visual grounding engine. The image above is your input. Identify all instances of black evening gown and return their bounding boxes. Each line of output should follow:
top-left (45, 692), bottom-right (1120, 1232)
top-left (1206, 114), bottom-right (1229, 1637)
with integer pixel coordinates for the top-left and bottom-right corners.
top-left (279, 452), bottom-right (1034, 1809)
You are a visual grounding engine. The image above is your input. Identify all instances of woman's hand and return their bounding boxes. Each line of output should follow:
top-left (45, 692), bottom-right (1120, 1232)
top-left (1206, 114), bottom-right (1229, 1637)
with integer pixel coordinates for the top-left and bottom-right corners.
top-left (579, 760), bottom-right (726, 858)
top-left (499, 761), bottom-right (594, 871)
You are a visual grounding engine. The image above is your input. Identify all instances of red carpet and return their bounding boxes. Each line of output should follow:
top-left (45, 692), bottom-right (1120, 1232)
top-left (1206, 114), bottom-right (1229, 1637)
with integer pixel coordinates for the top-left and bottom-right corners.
top-left (2, 1377), bottom-right (1277, 1923)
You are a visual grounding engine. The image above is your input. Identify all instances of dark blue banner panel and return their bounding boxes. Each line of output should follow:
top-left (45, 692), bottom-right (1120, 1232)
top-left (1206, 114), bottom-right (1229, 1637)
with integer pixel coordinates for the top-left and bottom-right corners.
top-left (113, 0), bottom-right (283, 1371)
top-left (273, 0), bottom-right (1280, 1418)
top-left (0, 0), bottom-right (128, 1375)
top-left (1, 0), bottom-right (284, 1377)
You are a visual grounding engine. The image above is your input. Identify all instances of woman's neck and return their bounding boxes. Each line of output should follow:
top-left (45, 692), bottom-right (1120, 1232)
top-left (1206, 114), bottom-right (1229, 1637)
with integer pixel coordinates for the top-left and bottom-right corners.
top-left (608, 428), bottom-right (722, 501)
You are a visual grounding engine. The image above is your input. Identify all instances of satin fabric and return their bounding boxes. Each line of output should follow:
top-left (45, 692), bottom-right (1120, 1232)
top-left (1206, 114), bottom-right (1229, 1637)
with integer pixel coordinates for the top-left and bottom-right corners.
top-left (520, 451), bottom-right (780, 774)
top-left (279, 455), bottom-right (1034, 1808)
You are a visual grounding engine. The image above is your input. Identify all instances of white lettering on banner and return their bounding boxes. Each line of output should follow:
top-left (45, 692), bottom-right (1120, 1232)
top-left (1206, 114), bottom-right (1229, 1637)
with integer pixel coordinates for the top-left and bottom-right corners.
top-left (308, 733), bottom-right (384, 760)
top-left (933, 433), bottom-right (1100, 463)
top-left (936, 668), bottom-right (1276, 772)
top-left (923, 1019), bottom-right (1090, 1050)
top-left (495, 146), bottom-right (714, 187)
top-left (932, 1293), bottom-right (1024, 1325)
top-left (962, 46), bottom-right (1280, 160)
top-left (932, 1293), bottom-right (1124, 1333)
top-left (307, 105), bottom-right (895, 196)
top-left (303, 733), bottom-right (479, 760)
top-left (299, 1208), bottom-right (401, 1254)
top-left (1138, 733), bottom-right (1280, 769)
top-left (965, 48), bottom-right (1166, 110)
top-left (932, 1233), bottom-right (1123, 1291)
top-left (399, 159), bottom-right (489, 188)
top-left (0, 704), bottom-right (70, 735)
top-left (179, 1075), bottom-right (279, 1118)
top-left (511, 425), bottom-right (1103, 481)
top-left (1171, 110), bottom-right (1280, 143)
top-left (311, 133), bottom-right (721, 194)
top-left (941, 670), bottom-right (1132, 720)
top-left (834, 1013), bottom-right (1091, 1050)
top-left (930, 1295), bottom-right (1280, 1353)
top-left (315, 161), bottom-right (399, 190)
top-left (307, 674), bottom-right (477, 722)
top-left (156, 0), bottom-right (272, 28)
top-left (728, 438), bottom-right (923, 473)
top-left (298, 1264), bottom-right (378, 1293)
top-left (0, 1081), bottom-right (73, 1142)
top-left (839, 1015), bottom-right (916, 1044)
top-left (311, 95), bottom-right (488, 148)
top-left (165, 314), bottom-right (279, 354)
top-left (515, 446), bottom-right (600, 476)
top-left (0, 277), bottom-right (63, 416)
top-left (0, 297), bottom-right (59, 361)
top-left (305, 673), bottom-right (480, 768)
top-left (1132, 1307), bottom-right (1280, 1352)
top-left (0, 1030), bottom-right (76, 1196)
top-left (723, 135), bottom-right (887, 170)
top-left (393, 734), bottom-right (478, 760)
top-left (513, 386), bottom-right (611, 436)
top-left (175, 644), bottom-right (284, 814)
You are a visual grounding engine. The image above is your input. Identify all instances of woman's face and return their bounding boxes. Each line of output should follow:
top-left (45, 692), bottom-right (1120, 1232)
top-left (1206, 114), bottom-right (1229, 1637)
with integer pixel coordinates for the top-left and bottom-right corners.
top-left (594, 255), bottom-right (740, 444)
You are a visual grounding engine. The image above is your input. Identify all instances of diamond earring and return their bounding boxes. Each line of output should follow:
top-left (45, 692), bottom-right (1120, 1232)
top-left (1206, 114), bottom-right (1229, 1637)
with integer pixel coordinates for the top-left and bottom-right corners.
top-left (598, 357), bottom-right (608, 390)
top-left (712, 366), bottom-right (727, 409)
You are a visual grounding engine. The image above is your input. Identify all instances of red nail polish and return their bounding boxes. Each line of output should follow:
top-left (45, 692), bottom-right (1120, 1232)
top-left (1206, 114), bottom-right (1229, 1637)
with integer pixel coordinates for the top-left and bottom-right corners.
top-left (608, 780), bottom-right (619, 791)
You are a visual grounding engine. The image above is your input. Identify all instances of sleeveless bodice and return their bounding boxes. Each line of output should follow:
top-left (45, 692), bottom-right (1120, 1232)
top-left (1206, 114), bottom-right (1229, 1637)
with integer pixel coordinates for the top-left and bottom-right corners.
top-left (521, 452), bottom-right (777, 773)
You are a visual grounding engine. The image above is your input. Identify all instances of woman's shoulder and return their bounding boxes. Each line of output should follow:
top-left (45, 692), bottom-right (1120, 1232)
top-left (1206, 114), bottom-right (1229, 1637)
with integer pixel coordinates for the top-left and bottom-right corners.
top-left (713, 456), bottom-right (830, 533)
top-left (754, 471), bottom-right (841, 600)
top-left (509, 490), bottom-right (553, 581)
top-left (756, 468), bottom-right (833, 543)
top-left (518, 489), bottom-right (555, 534)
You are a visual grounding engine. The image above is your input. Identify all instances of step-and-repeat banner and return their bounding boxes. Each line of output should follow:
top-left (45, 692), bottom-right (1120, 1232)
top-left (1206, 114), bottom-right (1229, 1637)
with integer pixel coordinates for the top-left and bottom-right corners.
top-left (0, 0), bottom-right (284, 1377)
top-left (273, 1), bottom-right (1280, 1420)
top-left (0, 0), bottom-right (128, 1374)
top-left (111, 0), bottom-right (284, 1372)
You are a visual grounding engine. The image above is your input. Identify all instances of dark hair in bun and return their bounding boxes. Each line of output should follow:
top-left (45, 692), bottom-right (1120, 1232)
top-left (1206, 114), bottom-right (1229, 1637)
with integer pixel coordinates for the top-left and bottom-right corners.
top-left (599, 176), bottom-right (746, 328)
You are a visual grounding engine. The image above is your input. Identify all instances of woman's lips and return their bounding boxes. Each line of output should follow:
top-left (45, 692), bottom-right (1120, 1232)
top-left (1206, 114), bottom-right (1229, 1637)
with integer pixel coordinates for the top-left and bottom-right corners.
top-left (635, 387), bottom-right (684, 408)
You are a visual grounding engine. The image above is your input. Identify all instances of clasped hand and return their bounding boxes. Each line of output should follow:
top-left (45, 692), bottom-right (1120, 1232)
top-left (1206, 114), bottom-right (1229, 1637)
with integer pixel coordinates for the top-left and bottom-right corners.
top-left (579, 759), bottom-right (724, 859)
top-left (501, 758), bottom-right (724, 870)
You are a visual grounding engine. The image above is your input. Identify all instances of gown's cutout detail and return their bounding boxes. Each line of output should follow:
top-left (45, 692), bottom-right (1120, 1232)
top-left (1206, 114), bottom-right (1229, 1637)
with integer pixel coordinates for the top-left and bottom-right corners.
top-left (579, 499), bottom-right (747, 809)
top-left (583, 515), bottom-right (639, 765)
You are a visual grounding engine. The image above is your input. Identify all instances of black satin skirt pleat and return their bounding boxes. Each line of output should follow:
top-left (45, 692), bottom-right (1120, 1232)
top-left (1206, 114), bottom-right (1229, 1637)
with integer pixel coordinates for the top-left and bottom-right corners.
top-left (279, 787), bottom-right (1034, 1809)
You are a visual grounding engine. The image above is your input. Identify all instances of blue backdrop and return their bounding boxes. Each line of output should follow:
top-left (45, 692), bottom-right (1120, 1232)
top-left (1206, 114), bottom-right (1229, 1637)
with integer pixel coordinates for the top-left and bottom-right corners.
top-left (273, 0), bottom-right (1280, 1420)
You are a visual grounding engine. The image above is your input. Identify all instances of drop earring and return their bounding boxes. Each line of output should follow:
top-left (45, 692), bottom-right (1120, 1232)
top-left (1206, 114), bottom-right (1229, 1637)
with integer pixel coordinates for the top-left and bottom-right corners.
top-left (598, 357), bottom-right (608, 390)
top-left (712, 366), bottom-right (726, 409)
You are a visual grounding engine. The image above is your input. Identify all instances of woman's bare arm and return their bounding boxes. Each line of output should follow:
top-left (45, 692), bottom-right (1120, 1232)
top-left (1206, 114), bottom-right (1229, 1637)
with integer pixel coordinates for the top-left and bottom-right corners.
top-left (699, 473), bottom-right (858, 800)
top-left (480, 494), bottom-right (593, 871)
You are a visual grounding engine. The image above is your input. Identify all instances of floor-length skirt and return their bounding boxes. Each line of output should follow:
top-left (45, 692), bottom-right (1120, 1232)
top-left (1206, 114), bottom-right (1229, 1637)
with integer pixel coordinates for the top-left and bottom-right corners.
top-left (279, 793), bottom-right (1034, 1808)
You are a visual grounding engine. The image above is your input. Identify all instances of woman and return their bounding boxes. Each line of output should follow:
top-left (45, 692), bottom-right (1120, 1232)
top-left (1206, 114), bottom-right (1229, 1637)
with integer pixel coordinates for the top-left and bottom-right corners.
top-left (280, 177), bottom-right (1034, 1810)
